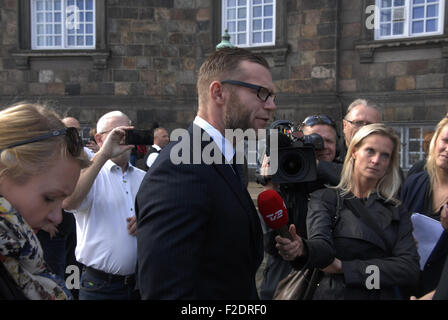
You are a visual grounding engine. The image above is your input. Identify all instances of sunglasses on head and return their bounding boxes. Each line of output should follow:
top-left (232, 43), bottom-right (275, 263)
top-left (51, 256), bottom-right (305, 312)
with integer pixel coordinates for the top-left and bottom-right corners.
top-left (302, 115), bottom-right (337, 130)
top-left (0, 127), bottom-right (83, 157)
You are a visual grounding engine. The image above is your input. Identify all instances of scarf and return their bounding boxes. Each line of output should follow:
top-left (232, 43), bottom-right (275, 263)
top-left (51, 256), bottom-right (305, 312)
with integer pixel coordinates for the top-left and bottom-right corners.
top-left (0, 197), bottom-right (71, 300)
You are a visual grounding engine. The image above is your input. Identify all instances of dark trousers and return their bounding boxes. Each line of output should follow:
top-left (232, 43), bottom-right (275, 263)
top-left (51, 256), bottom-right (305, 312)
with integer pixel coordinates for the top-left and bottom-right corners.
top-left (79, 267), bottom-right (139, 300)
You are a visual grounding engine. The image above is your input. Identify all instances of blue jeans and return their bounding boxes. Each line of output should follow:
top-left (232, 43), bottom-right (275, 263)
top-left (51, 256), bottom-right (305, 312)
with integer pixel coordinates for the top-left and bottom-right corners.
top-left (79, 268), bottom-right (138, 300)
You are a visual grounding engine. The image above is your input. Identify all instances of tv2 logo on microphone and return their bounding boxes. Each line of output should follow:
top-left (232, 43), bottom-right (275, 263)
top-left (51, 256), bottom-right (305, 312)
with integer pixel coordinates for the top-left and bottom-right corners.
top-left (266, 209), bottom-right (285, 222)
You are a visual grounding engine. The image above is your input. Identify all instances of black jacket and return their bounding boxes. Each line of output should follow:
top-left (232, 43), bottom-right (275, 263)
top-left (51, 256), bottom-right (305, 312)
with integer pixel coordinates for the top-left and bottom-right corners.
top-left (299, 188), bottom-right (420, 300)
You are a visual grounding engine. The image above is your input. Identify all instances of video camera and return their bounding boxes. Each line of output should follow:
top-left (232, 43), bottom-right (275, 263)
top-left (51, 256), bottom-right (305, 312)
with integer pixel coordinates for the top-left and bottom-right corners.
top-left (266, 120), bottom-right (324, 184)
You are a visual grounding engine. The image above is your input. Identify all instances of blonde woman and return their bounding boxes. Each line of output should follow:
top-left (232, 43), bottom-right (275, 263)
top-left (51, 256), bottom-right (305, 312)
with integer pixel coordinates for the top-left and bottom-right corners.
top-left (0, 103), bottom-right (90, 299)
top-left (276, 124), bottom-right (420, 299)
top-left (401, 117), bottom-right (448, 297)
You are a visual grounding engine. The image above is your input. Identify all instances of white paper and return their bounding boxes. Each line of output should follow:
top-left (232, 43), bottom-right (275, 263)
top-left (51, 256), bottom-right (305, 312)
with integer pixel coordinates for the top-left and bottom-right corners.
top-left (411, 213), bottom-right (444, 270)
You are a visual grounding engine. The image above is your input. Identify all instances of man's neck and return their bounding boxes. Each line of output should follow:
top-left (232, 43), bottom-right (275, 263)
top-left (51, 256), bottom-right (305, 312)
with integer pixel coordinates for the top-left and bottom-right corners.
top-left (197, 109), bottom-right (224, 135)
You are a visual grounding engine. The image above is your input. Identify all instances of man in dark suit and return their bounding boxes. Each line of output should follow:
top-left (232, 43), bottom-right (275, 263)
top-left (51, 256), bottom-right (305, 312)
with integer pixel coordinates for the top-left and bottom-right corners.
top-left (135, 48), bottom-right (276, 299)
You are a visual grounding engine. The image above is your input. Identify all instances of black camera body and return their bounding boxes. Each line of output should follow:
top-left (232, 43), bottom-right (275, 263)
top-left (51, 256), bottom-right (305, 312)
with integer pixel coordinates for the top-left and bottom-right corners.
top-left (267, 120), bottom-right (324, 184)
top-left (125, 129), bottom-right (154, 146)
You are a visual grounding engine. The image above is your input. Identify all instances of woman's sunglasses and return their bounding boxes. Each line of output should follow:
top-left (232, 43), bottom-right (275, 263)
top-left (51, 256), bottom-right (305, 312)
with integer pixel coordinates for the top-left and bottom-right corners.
top-left (0, 127), bottom-right (83, 157)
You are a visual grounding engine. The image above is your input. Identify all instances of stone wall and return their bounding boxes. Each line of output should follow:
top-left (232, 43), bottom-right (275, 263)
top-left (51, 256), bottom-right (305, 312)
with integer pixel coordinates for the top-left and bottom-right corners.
top-left (338, 0), bottom-right (448, 123)
top-left (0, 0), bottom-right (447, 133)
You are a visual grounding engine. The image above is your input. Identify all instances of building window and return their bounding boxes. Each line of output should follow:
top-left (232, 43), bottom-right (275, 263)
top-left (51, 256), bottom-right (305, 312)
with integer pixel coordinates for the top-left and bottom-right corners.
top-left (375, 0), bottom-right (445, 40)
top-left (30, 0), bottom-right (96, 49)
top-left (391, 124), bottom-right (435, 171)
top-left (222, 0), bottom-right (276, 47)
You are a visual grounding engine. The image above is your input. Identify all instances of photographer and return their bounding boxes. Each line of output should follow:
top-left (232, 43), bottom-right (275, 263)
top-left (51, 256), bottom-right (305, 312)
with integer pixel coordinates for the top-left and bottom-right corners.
top-left (62, 111), bottom-right (146, 300)
top-left (259, 115), bottom-right (341, 299)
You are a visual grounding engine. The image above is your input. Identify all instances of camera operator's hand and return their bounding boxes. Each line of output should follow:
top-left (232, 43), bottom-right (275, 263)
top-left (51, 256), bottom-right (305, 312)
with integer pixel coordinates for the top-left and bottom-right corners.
top-left (260, 155), bottom-right (277, 190)
top-left (260, 155), bottom-right (270, 176)
top-left (275, 224), bottom-right (303, 261)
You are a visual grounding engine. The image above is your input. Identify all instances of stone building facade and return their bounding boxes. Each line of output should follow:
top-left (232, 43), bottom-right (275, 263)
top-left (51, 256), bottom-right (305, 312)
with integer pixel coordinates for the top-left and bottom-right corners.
top-left (0, 0), bottom-right (447, 169)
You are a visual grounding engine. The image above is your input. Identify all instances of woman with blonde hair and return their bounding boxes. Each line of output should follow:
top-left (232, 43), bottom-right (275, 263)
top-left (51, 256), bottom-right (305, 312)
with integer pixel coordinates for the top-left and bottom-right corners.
top-left (276, 123), bottom-right (420, 299)
top-left (401, 117), bottom-right (448, 297)
top-left (0, 102), bottom-right (90, 299)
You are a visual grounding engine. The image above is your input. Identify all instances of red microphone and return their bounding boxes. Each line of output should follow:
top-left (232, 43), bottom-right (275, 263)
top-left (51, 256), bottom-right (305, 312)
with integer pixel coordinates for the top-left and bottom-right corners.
top-left (257, 189), bottom-right (293, 240)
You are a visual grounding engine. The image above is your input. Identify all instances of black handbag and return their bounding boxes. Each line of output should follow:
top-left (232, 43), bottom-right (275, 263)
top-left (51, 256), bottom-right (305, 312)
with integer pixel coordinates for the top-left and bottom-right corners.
top-left (273, 266), bottom-right (321, 300)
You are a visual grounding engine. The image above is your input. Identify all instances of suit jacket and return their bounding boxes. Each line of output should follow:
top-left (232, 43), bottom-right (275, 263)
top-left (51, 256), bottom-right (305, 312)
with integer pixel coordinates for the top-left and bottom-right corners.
top-left (135, 124), bottom-right (263, 299)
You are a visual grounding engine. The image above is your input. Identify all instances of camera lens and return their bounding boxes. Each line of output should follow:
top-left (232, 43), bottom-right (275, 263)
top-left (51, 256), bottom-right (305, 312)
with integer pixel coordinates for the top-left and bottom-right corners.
top-left (281, 152), bottom-right (303, 176)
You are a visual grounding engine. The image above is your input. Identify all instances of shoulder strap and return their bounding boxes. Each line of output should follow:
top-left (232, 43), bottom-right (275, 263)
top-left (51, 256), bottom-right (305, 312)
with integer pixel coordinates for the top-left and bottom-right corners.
top-left (344, 197), bottom-right (393, 254)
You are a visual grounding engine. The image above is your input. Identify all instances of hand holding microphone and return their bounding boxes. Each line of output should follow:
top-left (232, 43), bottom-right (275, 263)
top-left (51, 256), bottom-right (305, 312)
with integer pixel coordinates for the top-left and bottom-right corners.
top-left (275, 224), bottom-right (303, 261)
top-left (257, 189), bottom-right (303, 261)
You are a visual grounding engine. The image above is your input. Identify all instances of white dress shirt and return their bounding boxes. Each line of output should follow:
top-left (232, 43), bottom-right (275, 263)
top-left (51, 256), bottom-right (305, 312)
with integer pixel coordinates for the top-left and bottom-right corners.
top-left (72, 160), bottom-right (145, 275)
top-left (145, 144), bottom-right (162, 168)
top-left (193, 115), bottom-right (235, 163)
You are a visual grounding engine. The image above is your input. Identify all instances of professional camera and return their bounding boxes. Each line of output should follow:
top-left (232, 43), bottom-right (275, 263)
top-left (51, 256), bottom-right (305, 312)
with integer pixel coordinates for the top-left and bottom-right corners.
top-left (266, 120), bottom-right (324, 184)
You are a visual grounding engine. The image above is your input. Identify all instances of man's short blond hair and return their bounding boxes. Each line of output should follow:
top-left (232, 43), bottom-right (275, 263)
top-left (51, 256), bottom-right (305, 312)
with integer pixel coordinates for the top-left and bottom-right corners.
top-left (197, 48), bottom-right (270, 107)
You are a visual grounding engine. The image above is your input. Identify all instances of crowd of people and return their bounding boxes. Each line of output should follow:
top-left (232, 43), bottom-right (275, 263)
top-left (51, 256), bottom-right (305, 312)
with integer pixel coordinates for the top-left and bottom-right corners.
top-left (1, 47), bottom-right (448, 300)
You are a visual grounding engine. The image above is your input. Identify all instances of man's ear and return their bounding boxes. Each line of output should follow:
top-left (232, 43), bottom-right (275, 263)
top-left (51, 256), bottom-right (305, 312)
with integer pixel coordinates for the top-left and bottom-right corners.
top-left (94, 133), bottom-right (102, 145)
top-left (210, 81), bottom-right (225, 105)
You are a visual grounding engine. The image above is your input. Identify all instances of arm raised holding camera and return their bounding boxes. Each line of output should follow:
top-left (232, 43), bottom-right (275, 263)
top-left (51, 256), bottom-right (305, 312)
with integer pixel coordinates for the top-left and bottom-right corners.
top-left (63, 126), bottom-right (134, 211)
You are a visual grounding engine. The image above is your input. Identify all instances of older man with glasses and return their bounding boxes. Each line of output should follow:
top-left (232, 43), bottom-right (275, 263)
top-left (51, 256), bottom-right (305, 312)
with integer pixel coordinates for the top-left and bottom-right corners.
top-left (342, 99), bottom-right (382, 159)
top-left (63, 111), bottom-right (146, 300)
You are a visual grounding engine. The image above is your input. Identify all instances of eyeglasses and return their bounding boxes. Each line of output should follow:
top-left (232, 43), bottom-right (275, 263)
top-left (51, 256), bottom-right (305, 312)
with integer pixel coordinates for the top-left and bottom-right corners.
top-left (302, 115), bottom-right (337, 130)
top-left (1, 127), bottom-right (83, 157)
top-left (344, 119), bottom-right (372, 128)
top-left (221, 80), bottom-right (276, 103)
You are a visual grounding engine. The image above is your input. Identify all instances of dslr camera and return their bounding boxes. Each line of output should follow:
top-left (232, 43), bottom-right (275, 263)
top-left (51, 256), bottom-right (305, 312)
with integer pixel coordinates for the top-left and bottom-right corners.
top-left (266, 120), bottom-right (324, 184)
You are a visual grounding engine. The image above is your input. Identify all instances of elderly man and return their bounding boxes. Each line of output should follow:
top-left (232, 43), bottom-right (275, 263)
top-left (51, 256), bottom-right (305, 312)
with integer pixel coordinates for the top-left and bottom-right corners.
top-left (314, 99), bottom-right (382, 185)
top-left (341, 99), bottom-right (382, 158)
top-left (63, 111), bottom-right (146, 300)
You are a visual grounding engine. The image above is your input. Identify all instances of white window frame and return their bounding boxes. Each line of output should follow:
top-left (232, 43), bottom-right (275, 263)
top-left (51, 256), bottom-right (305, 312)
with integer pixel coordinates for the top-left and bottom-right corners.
top-left (30, 0), bottom-right (96, 50)
top-left (374, 0), bottom-right (445, 40)
top-left (389, 123), bottom-right (436, 171)
top-left (222, 0), bottom-right (276, 48)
